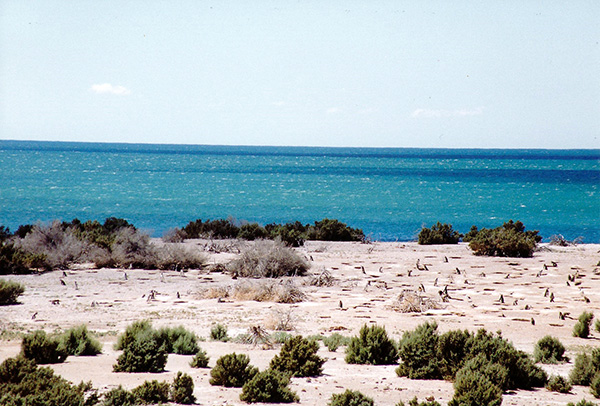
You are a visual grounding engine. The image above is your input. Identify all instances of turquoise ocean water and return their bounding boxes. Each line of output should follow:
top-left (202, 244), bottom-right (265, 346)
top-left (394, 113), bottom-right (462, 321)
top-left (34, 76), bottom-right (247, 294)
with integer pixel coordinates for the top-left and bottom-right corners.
top-left (1, 140), bottom-right (598, 242)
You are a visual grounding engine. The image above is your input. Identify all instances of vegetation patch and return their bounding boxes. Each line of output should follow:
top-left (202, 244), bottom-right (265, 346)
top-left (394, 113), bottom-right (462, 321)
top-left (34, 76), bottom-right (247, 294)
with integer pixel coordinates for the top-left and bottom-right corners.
top-left (239, 369), bottom-right (299, 403)
top-left (418, 222), bottom-right (462, 245)
top-left (269, 335), bottom-right (325, 377)
top-left (467, 220), bottom-right (542, 257)
top-left (0, 356), bottom-right (96, 406)
top-left (227, 240), bottom-right (309, 278)
top-left (328, 389), bottom-right (374, 406)
top-left (396, 322), bottom-right (547, 391)
top-left (210, 353), bottom-right (258, 387)
top-left (533, 335), bottom-right (566, 363)
top-left (0, 279), bottom-right (25, 305)
top-left (345, 324), bottom-right (398, 365)
top-left (20, 330), bottom-right (68, 364)
top-left (573, 311), bottom-right (595, 338)
top-left (60, 324), bottom-right (102, 356)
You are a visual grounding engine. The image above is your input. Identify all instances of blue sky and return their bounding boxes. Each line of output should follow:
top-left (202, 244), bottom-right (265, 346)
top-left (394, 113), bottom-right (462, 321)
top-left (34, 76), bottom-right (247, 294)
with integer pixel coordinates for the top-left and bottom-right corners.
top-left (1, 1), bottom-right (598, 148)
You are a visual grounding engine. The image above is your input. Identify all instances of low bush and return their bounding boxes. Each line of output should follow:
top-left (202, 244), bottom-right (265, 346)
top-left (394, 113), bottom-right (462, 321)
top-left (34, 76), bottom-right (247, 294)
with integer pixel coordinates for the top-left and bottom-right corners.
top-left (0, 241), bottom-right (44, 274)
top-left (396, 397), bottom-right (442, 406)
top-left (418, 222), bottom-right (461, 245)
top-left (574, 311), bottom-right (595, 338)
top-left (567, 400), bottom-right (598, 406)
top-left (239, 369), bottom-right (299, 403)
top-left (546, 374), bottom-right (572, 393)
top-left (307, 218), bottom-right (365, 242)
top-left (596, 319), bottom-right (600, 333)
top-left (396, 323), bottom-right (547, 390)
top-left (190, 348), bottom-right (210, 368)
top-left (269, 335), bottom-right (325, 377)
top-left (103, 385), bottom-right (139, 406)
top-left (570, 350), bottom-right (600, 386)
top-left (397, 322), bottom-right (440, 379)
top-left (113, 326), bottom-right (168, 373)
top-left (592, 372), bottom-right (600, 398)
top-left (534, 335), bottom-right (566, 363)
top-left (447, 366), bottom-right (502, 406)
top-left (21, 330), bottom-right (68, 364)
top-left (227, 240), bottom-right (309, 278)
top-left (171, 371), bottom-right (196, 404)
top-left (131, 380), bottom-right (170, 404)
top-left (0, 356), bottom-right (94, 406)
top-left (210, 323), bottom-right (229, 342)
top-left (323, 333), bottom-right (350, 352)
top-left (238, 223), bottom-right (269, 240)
top-left (209, 353), bottom-right (258, 387)
top-left (60, 324), bottom-right (102, 356)
top-left (0, 279), bottom-right (25, 305)
top-left (328, 389), bottom-right (374, 406)
top-left (346, 324), bottom-right (398, 365)
top-left (156, 325), bottom-right (200, 355)
top-left (468, 220), bottom-right (542, 257)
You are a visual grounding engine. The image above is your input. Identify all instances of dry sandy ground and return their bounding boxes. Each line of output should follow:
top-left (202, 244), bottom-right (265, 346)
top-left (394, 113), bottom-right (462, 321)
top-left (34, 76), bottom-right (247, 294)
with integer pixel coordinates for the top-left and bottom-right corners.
top-left (1, 240), bottom-right (600, 405)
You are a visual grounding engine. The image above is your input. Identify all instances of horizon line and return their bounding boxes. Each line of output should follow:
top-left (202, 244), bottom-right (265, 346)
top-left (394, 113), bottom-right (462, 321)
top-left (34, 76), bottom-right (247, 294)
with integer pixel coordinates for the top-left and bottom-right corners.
top-left (1, 138), bottom-right (599, 152)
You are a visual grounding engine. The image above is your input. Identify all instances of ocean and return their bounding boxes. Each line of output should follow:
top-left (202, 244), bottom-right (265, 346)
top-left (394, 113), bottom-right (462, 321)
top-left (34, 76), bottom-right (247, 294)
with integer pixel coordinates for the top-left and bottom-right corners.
top-left (1, 140), bottom-right (598, 242)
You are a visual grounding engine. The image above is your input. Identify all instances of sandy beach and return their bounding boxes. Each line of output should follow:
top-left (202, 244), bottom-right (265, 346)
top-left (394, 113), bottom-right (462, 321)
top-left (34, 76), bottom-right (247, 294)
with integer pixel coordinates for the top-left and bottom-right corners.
top-left (1, 240), bottom-right (599, 405)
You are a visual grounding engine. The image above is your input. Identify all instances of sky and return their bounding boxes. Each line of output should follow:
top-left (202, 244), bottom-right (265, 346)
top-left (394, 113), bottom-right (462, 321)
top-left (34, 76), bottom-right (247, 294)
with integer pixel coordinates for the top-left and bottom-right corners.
top-left (0, 1), bottom-right (598, 149)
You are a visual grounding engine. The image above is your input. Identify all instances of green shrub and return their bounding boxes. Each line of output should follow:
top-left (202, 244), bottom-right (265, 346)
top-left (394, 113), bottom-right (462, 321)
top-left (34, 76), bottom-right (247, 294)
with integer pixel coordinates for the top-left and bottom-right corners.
top-left (190, 348), bottom-right (210, 368)
top-left (113, 328), bottom-right (168, 373)
top-left (458, 353), bottom-right (508, 391)
top-left (592, 372), bottom-right (600, 398)
top-left (546, 374), bottom-right (572, 393)
top-left (462, 225), bottom-right (479, 243)
top-left (397, 322), bottom-right (440, 379)
top-left (266, 222), bottom-right (307, 247)
top-left (323, 333), bottom-right (350, 352)
top-left (21, 330), bottom-right (68, 364)
top-left (596, 319), bottom-right (600, 333)
top-left (307, 219), bottom-right (365, 242)
top-left (239, 369), bottom-right (299, 403)
top-left (574, 311), bottom-right (595, 338)
top-left (209, 353), bottom-right (258, 387)
top-left (210, 323), bottom-right (229, 342)
top-left (269, 335), bottom-right (325, 377)
top-left (156, 325), bottom-right (199, 355)
top-left (345, 324), bottom-right (398, 365)
top-left (59, 325), bottom-right (102, 356)
top-left (227, 240), bottom-right (309, 278)
top-left (115, 320), bottom-right (153, 350)
top-left (567, 400), bottom-right (598, 406)
top-left (103, 385), bottom-right (139, 406)
top-left (396, 397), bottom-right (442, 406)
top-left (468, 220), bottom-right (542, 257)
top-left (533, 335), bottom-right (566, 363)
top-left (396, 323), bottom-right (547, 390)
top-left (464, 329), bottom-right (547, 390)
top-left (448, 366), bottom-right (502, 406)
top-left (0, 279), bottom-right (25, 305)
top-left (328, 389), bottom-right (374, 406)
top-left (570, 351), bottom-right (599, 386)
top-left (131, 380), bottom-right (170, 404)
top-left (418, 222), bottom-right (461, 245)
top-left (0, 356), bottom-right (92, 406)
top-left (238, 223), bottom-right (269, 240)
top-left (171, 371), bottom-right (195, 404)
top-left (0, 241), bottom-right (43, 274)
top-left (436, 329), bottom-right (472, 379)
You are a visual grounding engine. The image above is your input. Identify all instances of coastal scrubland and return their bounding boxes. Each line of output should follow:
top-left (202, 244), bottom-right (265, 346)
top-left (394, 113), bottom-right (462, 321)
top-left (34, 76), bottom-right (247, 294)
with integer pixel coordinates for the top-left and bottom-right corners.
top-left (1, 219), bottom-right (599, 405)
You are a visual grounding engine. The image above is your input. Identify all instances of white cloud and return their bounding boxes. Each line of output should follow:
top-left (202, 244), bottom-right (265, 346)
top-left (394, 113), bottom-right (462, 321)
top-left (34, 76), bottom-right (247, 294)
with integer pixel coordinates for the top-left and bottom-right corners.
top-left (91, 83), bottom-right (131, 95)
top-left (326, 107), bottom-right (343, 114)
top-left (412, 107), bottom-right (483, 118)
